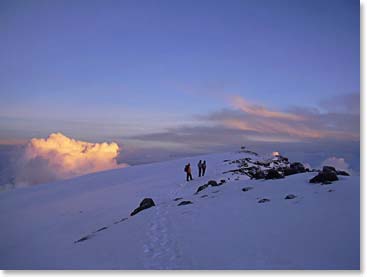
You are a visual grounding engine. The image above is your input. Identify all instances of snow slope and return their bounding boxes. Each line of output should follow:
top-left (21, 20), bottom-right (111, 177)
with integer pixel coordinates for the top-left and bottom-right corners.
top-left (0, 151), bottom-right (360, 269)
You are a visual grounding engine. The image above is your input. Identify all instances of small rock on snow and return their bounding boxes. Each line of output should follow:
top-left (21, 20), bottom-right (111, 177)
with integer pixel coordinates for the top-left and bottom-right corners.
top-left (130, 198), bottom-right (156, 216)
top-left (258, 198), bottom-right (271, 203)
top-left (178, 201), bottom-right (193, 206)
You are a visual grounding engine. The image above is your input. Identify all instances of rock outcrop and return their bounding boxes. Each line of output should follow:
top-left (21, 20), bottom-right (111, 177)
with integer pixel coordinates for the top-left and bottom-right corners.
top-left (265, 169), bottom-right (283, 179)
top-left (309, 167), bottom-right (339, 184)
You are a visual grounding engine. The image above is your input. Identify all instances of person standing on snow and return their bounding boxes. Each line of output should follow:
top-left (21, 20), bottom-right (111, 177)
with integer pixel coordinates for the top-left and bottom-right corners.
top-left (198, 160), bottom-right (202, 177)
top-left (202, 160), bottom-right (207, 176)
top-left (184, 163), bottom-right (193, 182)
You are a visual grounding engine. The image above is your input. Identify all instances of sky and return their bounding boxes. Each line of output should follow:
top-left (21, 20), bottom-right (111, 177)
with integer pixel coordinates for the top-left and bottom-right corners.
top-left (0, 0), bottom-right (360, 161)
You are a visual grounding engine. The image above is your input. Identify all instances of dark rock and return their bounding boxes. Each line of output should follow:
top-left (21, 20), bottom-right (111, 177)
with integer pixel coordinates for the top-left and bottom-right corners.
top-left (74, 235), bottom-right (92, 243)
top-left (255, 161), bottom-right (270, 167)
top-left (200, 194), bottom-right (208, 198)
top-left (309, 171), bottom-right (338, 184)
top-left (265, 169), bottom-right (283, 179)
top-left (174, 197), bottom-right (183, 201)
top-left (321, 180), bottom-right (332, 185)
top-left (242, 187), bottom-right (253, 192)
top-left (178, 200), bottom-right (193, 206)
top-left (328, 189), bottom-right (335, 192)
top-left (249, 168), bottom-right (265, 179)
top-left (284, 162), bottom-right (306, 176)
top-left (290, 162), bottom-right (306, 172)
top-left (285, 194), bottom-right (296, 200)
top-left (322, 166), bottom-right (337, 173)
top-left (219, 179), bottom-right (226, 184)
top-left (283, 167), bottom-right (298, 176)
top-left (196, 184), bottom-right (209, 193)
top-left (94, 226), bottom-right (108, 233)
top-left (258, 198), bottom-right (270, 203)
top-left (207, 180), bottom-right (218, 186)
top-left (337, 170), bottom-right (350, 176)
top-left (130, 198), bottom-right (156, 216)
top-left (114, 218), bottom-right (128, 224)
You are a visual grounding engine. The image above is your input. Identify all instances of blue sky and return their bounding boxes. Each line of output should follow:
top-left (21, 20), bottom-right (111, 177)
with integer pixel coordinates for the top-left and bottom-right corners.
top-left (0, 0), bottom-right (359, 146)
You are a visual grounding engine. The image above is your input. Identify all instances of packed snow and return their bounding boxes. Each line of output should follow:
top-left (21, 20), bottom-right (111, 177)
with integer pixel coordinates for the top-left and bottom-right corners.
top-left (0, 150), bottom-right (359, 269)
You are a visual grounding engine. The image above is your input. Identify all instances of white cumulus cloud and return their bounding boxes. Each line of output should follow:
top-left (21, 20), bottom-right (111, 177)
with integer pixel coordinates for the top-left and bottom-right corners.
top-left (322, 157), bottom-right (350, 172)
top-left (15, 132), bottom-right (126, 185)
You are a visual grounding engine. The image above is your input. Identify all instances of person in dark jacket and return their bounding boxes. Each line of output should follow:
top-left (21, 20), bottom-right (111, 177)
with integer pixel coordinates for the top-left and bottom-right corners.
top-left (198, 160), bottom-right (202, 177)
top-left (184, 163), bottom-right (193, 181)
top-left (202, 160), bottom-right (207, 176)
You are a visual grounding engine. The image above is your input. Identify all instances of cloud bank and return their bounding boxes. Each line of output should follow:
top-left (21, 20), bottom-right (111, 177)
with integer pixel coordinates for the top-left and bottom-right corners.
top-left (15, 133), bottom-right (125, 186)
top-left (219, 94), bottom-right (360, 141)
top-left (132, 93), bottom-right (359, 150)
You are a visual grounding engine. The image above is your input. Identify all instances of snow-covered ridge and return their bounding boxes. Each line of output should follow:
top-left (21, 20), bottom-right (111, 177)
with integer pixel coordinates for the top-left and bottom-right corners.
top-left (0, 149), bottom-right (359, 269)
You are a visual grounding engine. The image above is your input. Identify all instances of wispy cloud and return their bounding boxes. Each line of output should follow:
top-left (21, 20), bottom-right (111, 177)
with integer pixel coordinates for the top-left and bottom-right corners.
top-left (231, 96), bottom-right (306, 121)
top-left (130, 93), bottom-right (360, 149)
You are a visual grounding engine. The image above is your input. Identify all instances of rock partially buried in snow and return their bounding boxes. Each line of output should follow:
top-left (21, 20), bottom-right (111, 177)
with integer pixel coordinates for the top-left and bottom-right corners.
top-left (196, 179), bottom-right (226, 194)
top-left (74, 235), bottom-right (93, 243)
top-left (207, 180), bottom-right (218, 186)
top-left (309, 171), bottom-right (338, 184)
top-left (130, 198), bottom-right (155, 216)
top-left (285, 194), bottom-right (296, 200)
top-left (337, 170), bottom-right (350, 176)
top-left (196, 184), bottom-right (209, 193)
top-left (242, 187), bottom-right (253, 192)
top-left (178, 200), bottom-right (193, 206)
top-left (94, 226), bottom-right (108, 233)
top-left (114, 218), bottom-right (128, 224)
top-left (258, 198), bottom-right (270, 203)
top-left (322, 166), bottom-right (337, 174)
top-left (174, 197), bottom-right (183, 201)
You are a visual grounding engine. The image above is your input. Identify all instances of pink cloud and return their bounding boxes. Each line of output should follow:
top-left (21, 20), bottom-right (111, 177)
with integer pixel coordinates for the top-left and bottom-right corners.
top-left (231, 96), bottom-right (306, 121)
